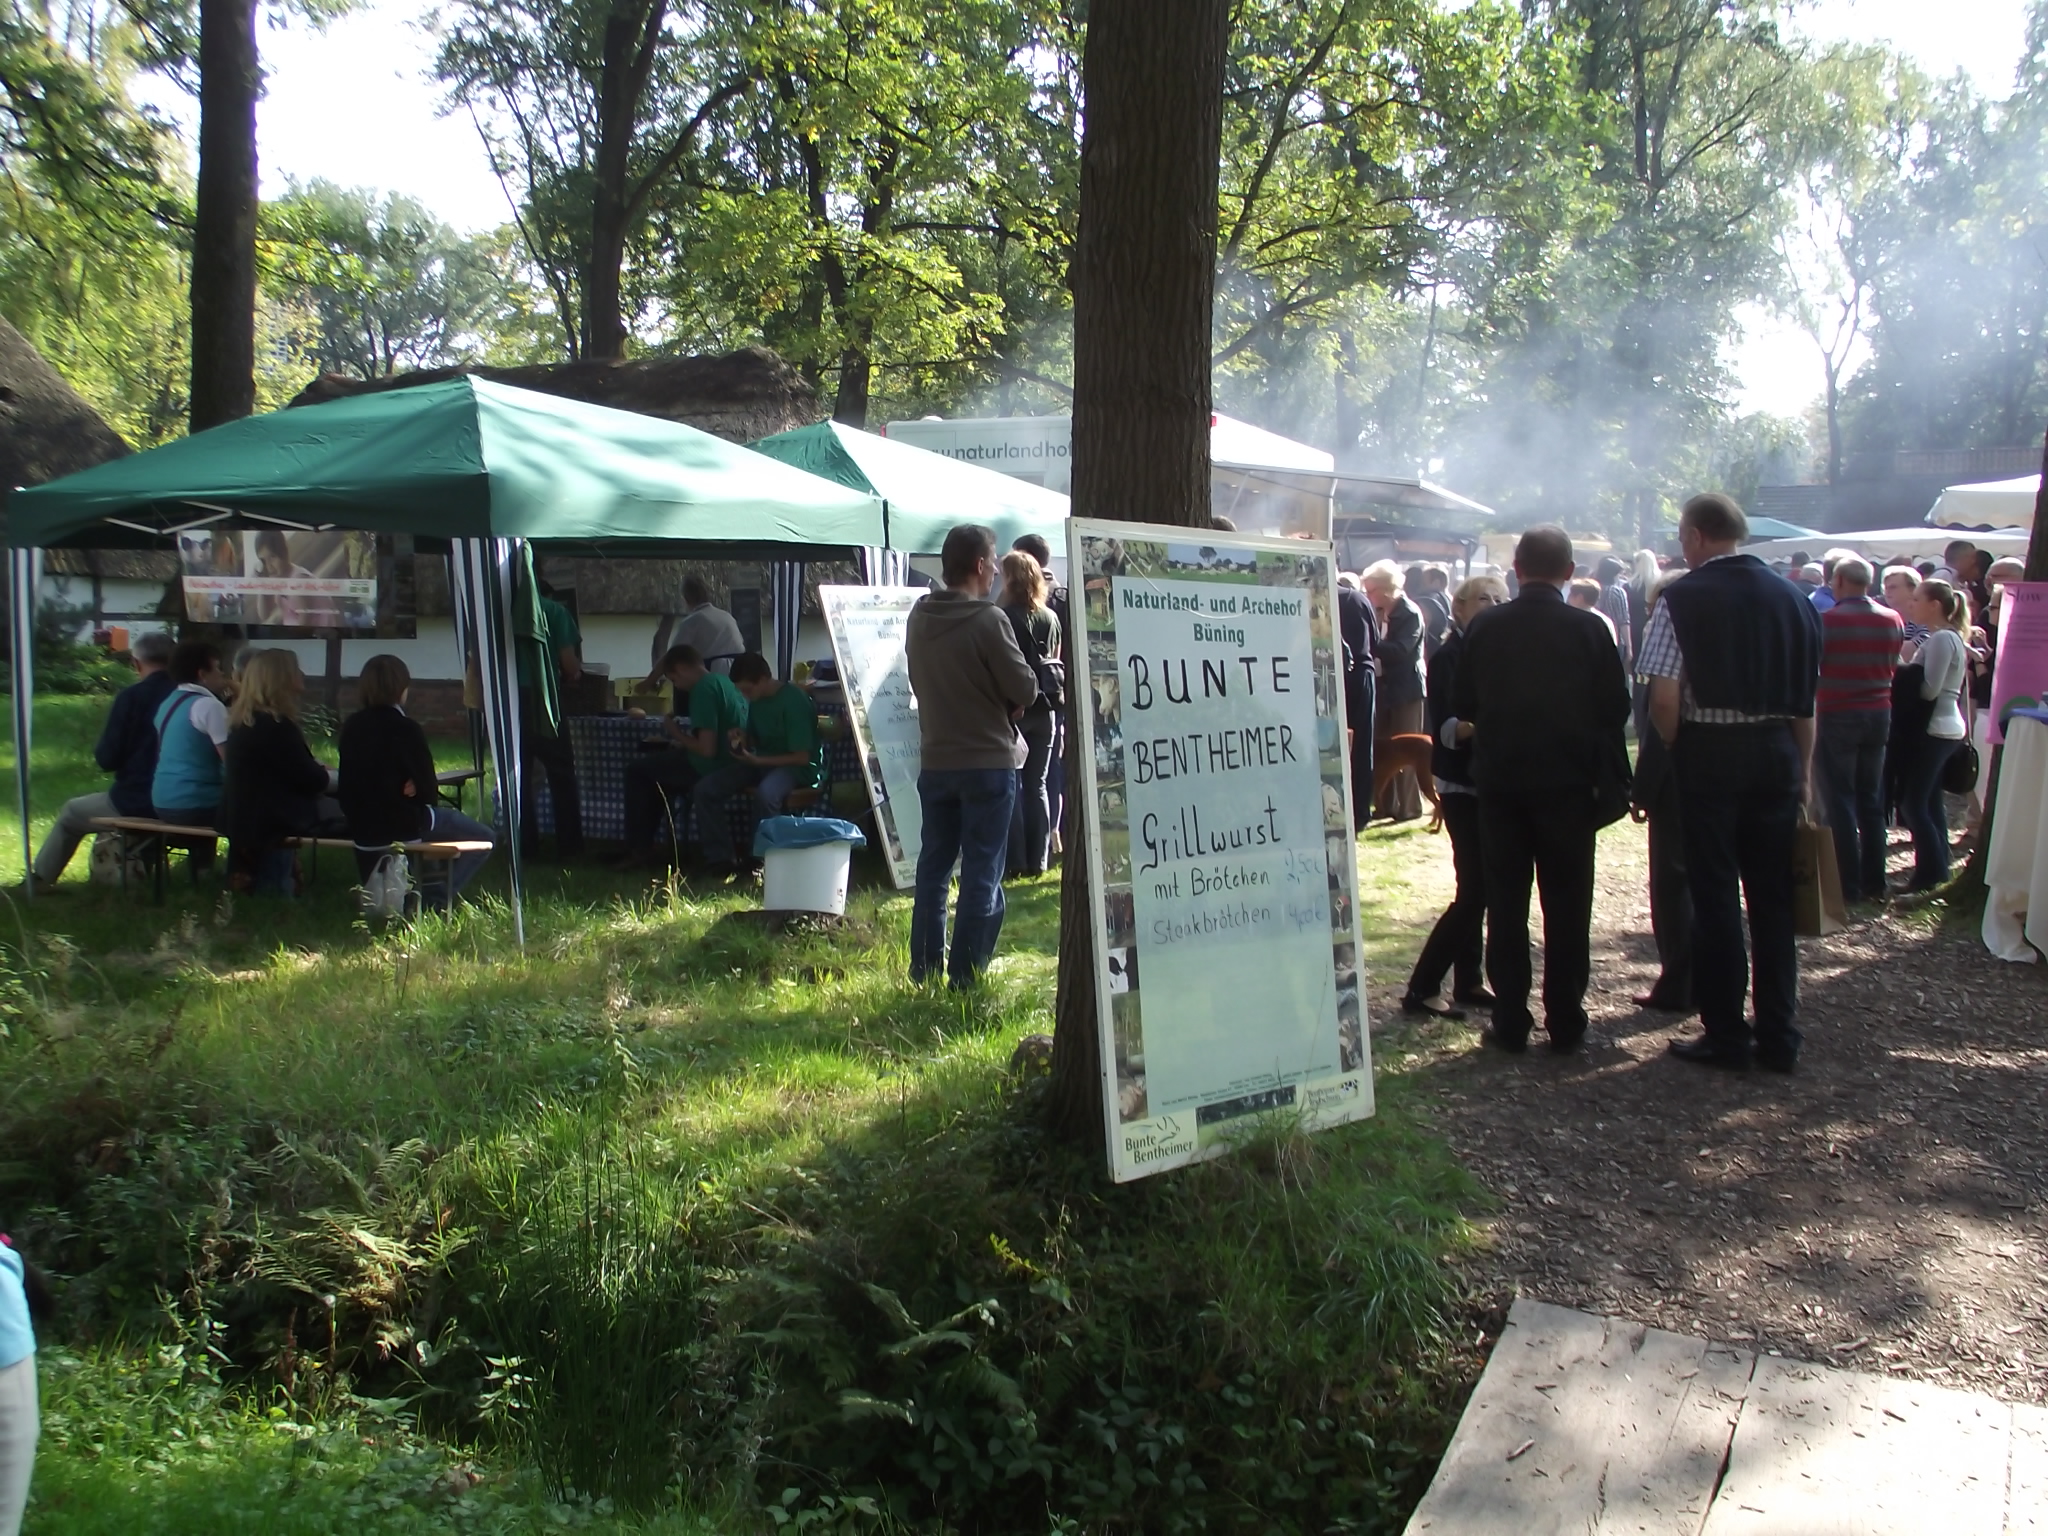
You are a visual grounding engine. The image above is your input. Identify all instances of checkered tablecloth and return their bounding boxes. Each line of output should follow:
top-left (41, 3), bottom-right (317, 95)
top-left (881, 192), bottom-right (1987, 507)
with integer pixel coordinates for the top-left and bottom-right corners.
top-left (522, 698), bottom-right (860, 845)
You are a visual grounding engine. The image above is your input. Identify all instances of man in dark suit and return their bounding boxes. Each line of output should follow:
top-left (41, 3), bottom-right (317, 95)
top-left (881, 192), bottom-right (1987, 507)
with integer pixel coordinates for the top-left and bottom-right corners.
top-left (1337, 575), bottom-right (1378, 833)
top-left (1454, 526), bottom-right (1632, 1053)
top-left (1364, 561), bottom-right (1427, 820)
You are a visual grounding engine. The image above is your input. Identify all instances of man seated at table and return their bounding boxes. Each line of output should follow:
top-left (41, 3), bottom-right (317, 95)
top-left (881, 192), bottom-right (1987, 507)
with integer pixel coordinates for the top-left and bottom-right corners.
top-left (726, 653), bottom-right (826, 818)
top-left (32, 630), bottom-right (177, 890)
top-left (652, 576), bottom-right (746, 676)
top-left (615, 644), bottom-right (751, 872)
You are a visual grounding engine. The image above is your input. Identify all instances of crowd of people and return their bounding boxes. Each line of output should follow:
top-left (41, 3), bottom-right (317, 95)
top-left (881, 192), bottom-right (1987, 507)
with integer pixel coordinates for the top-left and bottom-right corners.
top-left (35, 643), bottom-right (498, 905)
top-left (32, 508), bottom-right (2018, 1022)
top-left (1393, 501), bottom-right (2023, 1071)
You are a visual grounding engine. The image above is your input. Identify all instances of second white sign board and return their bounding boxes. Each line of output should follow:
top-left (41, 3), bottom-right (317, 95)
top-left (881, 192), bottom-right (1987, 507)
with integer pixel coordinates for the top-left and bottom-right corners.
top-left (818, 586), bottom-right (924, 887)
top-left (1068, 519), bottom-right (1372, 1181)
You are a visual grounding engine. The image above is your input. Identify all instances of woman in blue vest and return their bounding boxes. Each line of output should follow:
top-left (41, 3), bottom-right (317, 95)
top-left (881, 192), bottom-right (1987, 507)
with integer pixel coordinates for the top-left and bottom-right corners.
top-left (0, 1228), bottom-right (43, 1536)
top-left (150, 641), bottom-right (232, 829)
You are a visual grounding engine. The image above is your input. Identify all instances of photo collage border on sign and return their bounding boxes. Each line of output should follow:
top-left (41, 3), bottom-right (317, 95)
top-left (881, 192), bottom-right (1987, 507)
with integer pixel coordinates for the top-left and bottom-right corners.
top-left (1067, 518), bottom-right (1372, 1182)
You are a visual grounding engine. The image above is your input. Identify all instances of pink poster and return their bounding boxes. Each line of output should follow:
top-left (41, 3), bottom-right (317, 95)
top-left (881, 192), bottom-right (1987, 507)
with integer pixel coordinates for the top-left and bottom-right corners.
top-left (1990, 581), bottom-right (2048, 745)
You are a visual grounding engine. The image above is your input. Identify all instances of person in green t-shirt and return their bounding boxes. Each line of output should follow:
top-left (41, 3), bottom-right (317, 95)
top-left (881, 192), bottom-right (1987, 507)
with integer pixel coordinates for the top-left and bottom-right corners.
top-left (727, 653), bottom-right (827, 815)
top-left (616, 643), bottom-right (752, 870)
top-left (515, 580), bottom-right (585, 858)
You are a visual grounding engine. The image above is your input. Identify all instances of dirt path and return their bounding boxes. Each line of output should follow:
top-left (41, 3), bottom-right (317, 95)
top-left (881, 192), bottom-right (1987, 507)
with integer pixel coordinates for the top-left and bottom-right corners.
top-left (1372, 819), bottom-right (2048, 1406)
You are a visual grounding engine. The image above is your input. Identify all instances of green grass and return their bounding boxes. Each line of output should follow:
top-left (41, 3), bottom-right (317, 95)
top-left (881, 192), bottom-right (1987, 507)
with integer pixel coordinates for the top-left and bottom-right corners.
top-left (2, 694), bottom-right (1486, 1535)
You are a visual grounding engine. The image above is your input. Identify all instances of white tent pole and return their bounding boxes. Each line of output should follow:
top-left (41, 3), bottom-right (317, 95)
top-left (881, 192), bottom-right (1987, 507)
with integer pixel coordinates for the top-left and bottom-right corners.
top-left (9, 548), bottom-right (36, 894)
top-left (454, 537), bottom-right (526, 947)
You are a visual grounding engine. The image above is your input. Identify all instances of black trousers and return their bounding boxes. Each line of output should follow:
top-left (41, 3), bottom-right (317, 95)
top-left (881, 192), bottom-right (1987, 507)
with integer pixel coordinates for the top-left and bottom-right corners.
top-left (1407, 791), bottom-right (1485, 1000)
top-left (518, 687), bottom-right (584, 857)
top-left (1643, 771), bottom-right (1694, 1008)
top-left (1672, 721), bottom-right (1802, 1065)
top-left (1345, 674), bottom-right (1376, 830)
top-left (1480, 790), bottom-right (1596, 1043)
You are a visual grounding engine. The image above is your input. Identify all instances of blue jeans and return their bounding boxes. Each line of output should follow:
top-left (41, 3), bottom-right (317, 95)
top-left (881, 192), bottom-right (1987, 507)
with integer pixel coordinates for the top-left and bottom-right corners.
top-left (686, 761), bottom-right (759, 863)
top-left (1900, 735), bottom-right (1963, 888)
top-left (427, 807), bottom-right (495, 896)
top-left (911, 768), bottom-right (1016, 987)
top-left (1816, 711), bottom-right (1890, 902)
top-left (755, 766), bottom-right (798, 814)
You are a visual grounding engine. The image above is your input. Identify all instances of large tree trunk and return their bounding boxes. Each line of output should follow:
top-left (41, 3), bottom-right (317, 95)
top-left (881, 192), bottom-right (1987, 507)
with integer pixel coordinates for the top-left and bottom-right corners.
top-left (188, 0), bottom-right (260, 432)
top-left (833, 346), bottom-right (872, 429)
top-left (583, 4), bottom-right (650, 361)
top-left (1045, 0), bottom-right (1231, 1151)
top-left (1824, 365), bottom-right (1843, 486)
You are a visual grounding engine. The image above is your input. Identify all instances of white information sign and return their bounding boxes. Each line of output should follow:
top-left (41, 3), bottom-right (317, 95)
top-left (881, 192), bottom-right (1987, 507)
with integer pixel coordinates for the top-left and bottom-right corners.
top-left (819, 586), bottom-right (925, 887)
top-left (1069, 520), bottom-right (1371, 1181)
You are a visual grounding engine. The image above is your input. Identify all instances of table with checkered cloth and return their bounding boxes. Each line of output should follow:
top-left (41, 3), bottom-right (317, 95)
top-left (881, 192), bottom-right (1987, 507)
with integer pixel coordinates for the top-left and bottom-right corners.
top-left (525, 697), bottom-right (860, 845)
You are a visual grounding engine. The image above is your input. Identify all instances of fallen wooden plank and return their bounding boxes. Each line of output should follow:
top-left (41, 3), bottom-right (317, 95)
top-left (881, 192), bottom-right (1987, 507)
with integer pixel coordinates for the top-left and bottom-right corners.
top-left (2010, 1402), bottom-right (2048, 1536)
top-left (1703, 1356), bottom-right (2012, 1536)
top-left (1404, 1297), bottom-right (1751, 1534)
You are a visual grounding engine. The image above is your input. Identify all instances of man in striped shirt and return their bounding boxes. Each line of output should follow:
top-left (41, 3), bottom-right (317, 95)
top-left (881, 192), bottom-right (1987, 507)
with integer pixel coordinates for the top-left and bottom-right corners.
top-left (1816, 556), bottom-right (1904, 904)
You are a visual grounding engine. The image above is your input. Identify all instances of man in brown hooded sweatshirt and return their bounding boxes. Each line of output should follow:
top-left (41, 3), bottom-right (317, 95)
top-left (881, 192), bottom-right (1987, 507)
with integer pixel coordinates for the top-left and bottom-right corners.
top-left (905, 523), bottom-right (1041, 987)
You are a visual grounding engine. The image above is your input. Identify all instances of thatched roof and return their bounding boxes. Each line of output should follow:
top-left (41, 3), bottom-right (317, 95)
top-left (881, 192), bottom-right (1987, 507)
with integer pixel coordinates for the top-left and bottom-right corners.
top-left (0, 316), bottom-right (131, 492)
top-left (289, 346), bottom-right (822, 444)
top-left (44, 548), bottom-right (180, 580)
top-left (0, 319), bottom-right (175, 577)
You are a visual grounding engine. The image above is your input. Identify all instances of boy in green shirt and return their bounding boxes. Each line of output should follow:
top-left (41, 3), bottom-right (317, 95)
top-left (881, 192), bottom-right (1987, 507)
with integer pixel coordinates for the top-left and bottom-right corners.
top-left (616, 644), bottom-right (751, 870)
top-left (728, 653), bottom-right (827, 814)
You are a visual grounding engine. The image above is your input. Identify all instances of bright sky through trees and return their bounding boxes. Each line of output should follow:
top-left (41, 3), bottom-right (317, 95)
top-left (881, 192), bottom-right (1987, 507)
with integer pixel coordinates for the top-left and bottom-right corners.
top-left (131, 0), bottom-right (2033, 418)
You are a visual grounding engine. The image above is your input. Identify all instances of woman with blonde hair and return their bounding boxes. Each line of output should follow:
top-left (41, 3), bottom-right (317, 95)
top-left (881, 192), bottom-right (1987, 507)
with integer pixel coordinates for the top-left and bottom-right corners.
top-left (999, 549), bottom-right (1062, 877)
top-left (221, 649), bottom-right (337, 893)
top-left (1898, 578), bottom-right (1971, 891)
top-left (1402, 572), bottom-right (1507, 1019)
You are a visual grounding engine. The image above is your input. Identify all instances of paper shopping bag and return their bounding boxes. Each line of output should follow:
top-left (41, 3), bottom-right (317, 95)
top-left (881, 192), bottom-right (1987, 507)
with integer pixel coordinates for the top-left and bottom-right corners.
top-left (1792, 819), bottom-right (1847, 937)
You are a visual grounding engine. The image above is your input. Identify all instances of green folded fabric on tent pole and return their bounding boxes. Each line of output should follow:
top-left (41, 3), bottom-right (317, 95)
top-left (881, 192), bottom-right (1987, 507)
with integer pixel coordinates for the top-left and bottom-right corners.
top-left (749, 419), bottom-right (1067, 556)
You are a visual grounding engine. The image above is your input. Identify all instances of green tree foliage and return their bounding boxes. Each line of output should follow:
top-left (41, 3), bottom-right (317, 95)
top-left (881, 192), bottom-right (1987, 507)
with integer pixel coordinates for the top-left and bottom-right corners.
top-left (648, 0), bottom-right (1077, 426)
top-left (1839, 3), bottom-right (2048, 458)
top-left (1768, 47), bottom-right (1930, 484)
top-left (436, 0), bottom-right (754, 361)
top-left (1, 0), bottom-right (189, 442)
top-left (266, 180), bottom-right (519, 377)
top-left (1427, 0), bottom-right (1816, 535)
top-left (1210, 0), bottom-right (1591, 467)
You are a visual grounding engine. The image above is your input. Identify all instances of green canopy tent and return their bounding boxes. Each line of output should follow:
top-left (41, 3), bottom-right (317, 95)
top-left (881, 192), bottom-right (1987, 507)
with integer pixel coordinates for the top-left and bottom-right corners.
top-left (5, 376), bottom-right (882, 939)
top-left (750, 419), bottom-right (1069, 568)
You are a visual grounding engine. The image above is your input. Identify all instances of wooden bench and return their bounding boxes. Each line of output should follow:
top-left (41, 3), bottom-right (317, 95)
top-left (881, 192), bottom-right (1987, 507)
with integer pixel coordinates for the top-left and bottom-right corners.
top-left (89, 818), bottom-right (492, 911)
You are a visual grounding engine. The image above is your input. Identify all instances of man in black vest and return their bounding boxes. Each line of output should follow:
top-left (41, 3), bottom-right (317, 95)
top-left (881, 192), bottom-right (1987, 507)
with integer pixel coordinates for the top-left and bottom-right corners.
top-left (1454, 526), bottom-right (1631, 1053)
top-left (1641, 493), bottom-right (1823, 1071)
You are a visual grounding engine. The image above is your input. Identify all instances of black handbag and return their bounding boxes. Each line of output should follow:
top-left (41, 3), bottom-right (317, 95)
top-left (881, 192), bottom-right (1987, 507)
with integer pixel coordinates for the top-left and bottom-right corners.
top-left (1943, 738), bottom-right (1980, 795)
top-left (1592, 733), bottom-right (1634, 828)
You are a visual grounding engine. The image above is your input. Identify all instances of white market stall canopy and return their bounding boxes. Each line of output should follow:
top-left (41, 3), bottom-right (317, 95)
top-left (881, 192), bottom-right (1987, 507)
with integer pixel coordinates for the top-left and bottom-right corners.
top-left (1927, 475), bottom-right (2039, 531)
top-left (1747, 527), bottom-right (2032, 563)
top-left (880, 411), bottom-right (1336, 492)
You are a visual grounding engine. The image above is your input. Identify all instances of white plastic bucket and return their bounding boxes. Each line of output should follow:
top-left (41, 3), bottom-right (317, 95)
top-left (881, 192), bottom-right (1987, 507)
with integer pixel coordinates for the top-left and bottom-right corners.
top-left (762, 840), bottom-right (854, 915)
